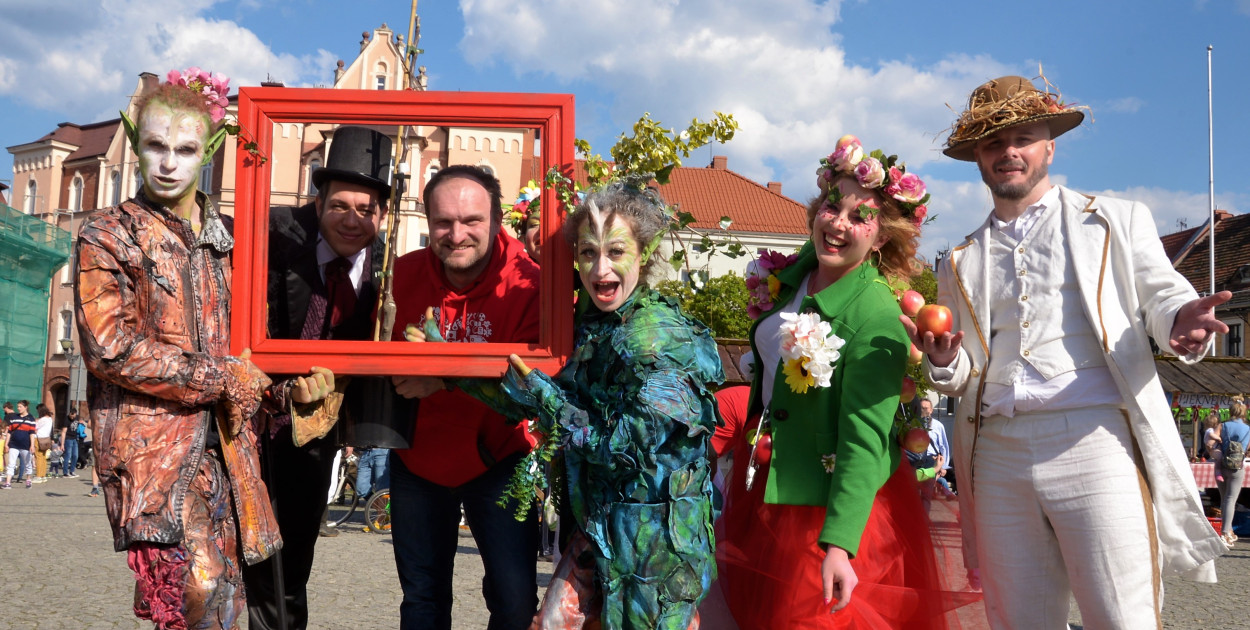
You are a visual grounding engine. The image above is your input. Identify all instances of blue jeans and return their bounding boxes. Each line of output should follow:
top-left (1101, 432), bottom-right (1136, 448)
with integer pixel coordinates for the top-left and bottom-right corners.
top-left (355, 448), bottom-right (390, 498)
top-left (390, 451), bottom-right (538, 630)
top-left (62, 439), bottom-right (79, 473)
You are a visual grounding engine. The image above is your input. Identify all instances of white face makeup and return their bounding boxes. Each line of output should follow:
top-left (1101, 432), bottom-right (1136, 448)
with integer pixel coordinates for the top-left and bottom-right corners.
top-left (576, 213), bottom-right (642, 313)
top-left (137, 102), bottom-right (209, 212)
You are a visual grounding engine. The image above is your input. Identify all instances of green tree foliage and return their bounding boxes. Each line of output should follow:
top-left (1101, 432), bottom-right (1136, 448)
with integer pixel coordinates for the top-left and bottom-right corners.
top-left (655, 273), bottom-right (751, 339)
top-left (911, 265), bottom-right (938, 304)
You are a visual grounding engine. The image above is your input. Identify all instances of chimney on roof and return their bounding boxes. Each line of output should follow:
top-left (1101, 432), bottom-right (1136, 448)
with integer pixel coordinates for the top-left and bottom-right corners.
top-left (139, 72), bottom-right (159, 93)
top-left (260, 75), bottom-right (285, 88)
top-left (1215, 209), bottom-right (1233, 222)
top-left (767, 182), bottom-right (783, 195)
top-left (711, 155), bottom-right (728, 170)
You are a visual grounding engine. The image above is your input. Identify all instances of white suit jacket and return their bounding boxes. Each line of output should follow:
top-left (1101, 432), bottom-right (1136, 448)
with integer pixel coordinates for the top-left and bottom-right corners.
top-left (927, 186), bottom-right (1225, 581)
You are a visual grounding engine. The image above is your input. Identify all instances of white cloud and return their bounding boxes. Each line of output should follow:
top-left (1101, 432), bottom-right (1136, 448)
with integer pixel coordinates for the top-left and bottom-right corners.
top-left (1086, 185), bottom-right (1249, 237)
top-left (459, 0), bottom-right (1016, 240)
top-left (1102, 96), bottom-right (1144, 114)
top-left (0, 0), bottom-right (329, 123)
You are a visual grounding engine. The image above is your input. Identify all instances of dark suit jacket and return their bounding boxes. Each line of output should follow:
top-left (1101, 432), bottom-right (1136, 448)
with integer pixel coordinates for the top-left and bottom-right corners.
top-left (267, 203), bottom-right (384, 342)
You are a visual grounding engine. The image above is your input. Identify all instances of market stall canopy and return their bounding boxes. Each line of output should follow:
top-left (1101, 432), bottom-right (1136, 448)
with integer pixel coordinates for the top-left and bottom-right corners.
top-left (1155, 356), bottom-right (1250, 407)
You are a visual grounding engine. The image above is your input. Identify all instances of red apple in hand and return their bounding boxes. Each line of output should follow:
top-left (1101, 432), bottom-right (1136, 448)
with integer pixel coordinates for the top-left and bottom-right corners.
top-left (900, 376), bottom-right (917, 403)
top-left (903, 427), bottom-right (930, 454)
top-left (754, 433), bottom-right (773, 464)
top-left (916, 304), bottom-right (953, 337)
top-left (899, 290), bottom-right (926, 318)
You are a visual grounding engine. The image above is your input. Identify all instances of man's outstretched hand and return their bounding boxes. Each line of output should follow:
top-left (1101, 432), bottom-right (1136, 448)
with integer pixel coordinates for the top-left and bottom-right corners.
top-left (1170, 291), bottom-right (1232, 356)
top-left (899, 315), bottom-right (964, 369)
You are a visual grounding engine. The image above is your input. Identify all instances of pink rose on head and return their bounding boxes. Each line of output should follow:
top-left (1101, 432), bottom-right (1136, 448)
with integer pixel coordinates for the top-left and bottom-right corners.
top-left (830, 141), bottom-right (864, 172)
top-left (912, 204), bottom-right (928, 227)
top-left (854, 157), bottom-right (885, 189)
top-left (888, 170), bottom-right (927, 204)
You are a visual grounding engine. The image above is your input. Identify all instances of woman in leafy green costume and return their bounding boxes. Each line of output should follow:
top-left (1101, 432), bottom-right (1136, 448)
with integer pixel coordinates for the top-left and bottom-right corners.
top-left (488, 181), bottom-right (723, 629)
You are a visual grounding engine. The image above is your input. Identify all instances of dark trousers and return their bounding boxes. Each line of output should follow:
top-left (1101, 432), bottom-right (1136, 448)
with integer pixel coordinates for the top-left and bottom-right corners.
top-left (241, 426), bottom-right (338, 630)
top-left (391, 451), bottom-right (539, 630)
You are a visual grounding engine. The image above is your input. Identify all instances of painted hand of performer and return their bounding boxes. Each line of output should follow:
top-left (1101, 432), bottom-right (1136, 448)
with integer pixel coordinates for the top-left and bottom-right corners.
top-left (899, 315), bottom-right (964, 368)
top-left (291, 367), bottom-right (335, 404)
top-left (822, 545), bottom-right (857, 613)
top-left (1169, 291), bottom-right (1232, 355)
top-left (394, 307), bottom-right (448, 398)
top-left (508, 354), bottom-right (532, 378)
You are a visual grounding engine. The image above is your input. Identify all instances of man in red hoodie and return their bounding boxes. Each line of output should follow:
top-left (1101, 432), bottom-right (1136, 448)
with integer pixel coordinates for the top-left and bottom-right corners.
top-left (390, 165), bottom-right (541, 630)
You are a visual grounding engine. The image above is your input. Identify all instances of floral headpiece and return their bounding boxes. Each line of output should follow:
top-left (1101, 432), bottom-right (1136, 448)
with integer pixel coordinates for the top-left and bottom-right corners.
top-left (505, 180), bottom-right (543, 233)
top-left (166, 67), bottom-right (231, 124)
top-left (817, 135), bottom-right (930, 228)
top-left (120, 67), bottom-right (233, 167)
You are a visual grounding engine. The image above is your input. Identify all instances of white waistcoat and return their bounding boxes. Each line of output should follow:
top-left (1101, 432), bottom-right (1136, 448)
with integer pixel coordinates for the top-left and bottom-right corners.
top-left (985, 203), bottom-right (1107, 385)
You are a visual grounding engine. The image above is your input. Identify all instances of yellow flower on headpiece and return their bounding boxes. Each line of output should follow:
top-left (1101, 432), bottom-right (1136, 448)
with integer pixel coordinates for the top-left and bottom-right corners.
top-left (782, 358), bottom-right (814, 394)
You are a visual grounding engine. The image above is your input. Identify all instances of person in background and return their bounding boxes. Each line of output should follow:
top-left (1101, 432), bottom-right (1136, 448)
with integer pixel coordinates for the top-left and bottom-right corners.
top-left (60, 412), bottom-right (83, 478)
top-left (1216, 398), bottom-right (1249, 546)
top-left (33, 403), bottom-right (55, 482)
top-left (2, 401), bottom-right (36, 489)
top-left (355, 447), bottom-right (390, 500)
top-left (1, 402), bottom-right (12, 474)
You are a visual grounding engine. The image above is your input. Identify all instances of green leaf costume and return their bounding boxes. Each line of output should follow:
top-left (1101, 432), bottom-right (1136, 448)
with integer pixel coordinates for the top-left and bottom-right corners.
top-left (501, 289), bottom-right (724, 628)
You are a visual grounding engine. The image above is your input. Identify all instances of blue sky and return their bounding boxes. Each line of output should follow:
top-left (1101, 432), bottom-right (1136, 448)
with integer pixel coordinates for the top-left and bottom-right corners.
top-left (1, 0), bottom-right (1248, 261)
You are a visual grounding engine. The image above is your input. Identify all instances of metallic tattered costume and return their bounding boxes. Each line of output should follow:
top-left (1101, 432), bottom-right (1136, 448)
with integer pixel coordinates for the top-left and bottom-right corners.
top-left (75, 190), bottom-right (279, 628)
top-left (499, 289), bottom-right (724, 628)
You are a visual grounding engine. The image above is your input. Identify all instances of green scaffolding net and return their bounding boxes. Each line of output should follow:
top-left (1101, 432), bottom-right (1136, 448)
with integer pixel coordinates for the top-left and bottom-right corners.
top-left (0, 203), bottom-right (70, 403)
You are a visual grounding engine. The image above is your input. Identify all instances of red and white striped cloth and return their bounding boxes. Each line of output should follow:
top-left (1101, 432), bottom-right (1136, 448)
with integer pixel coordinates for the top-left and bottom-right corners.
top-left (1190, 461), bottom-right (1250, 489)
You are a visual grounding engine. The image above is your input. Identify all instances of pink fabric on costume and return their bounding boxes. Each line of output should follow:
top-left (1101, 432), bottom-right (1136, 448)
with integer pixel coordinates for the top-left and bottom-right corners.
top-left (128, 542), bottom-right (190, 630)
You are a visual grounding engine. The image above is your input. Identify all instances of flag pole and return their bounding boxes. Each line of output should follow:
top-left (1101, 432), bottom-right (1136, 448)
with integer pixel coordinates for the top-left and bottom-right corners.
top-left (1207, 45), bottom-right (1216, 296)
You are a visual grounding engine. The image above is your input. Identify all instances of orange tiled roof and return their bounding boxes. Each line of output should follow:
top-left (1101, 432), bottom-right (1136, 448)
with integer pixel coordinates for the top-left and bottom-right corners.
top-left (38, 120), bottom-right (120, 163)
top-left (570, 157), bottom-right (808, 235)
top-left (1167, 211), bottom-right (1250, 291)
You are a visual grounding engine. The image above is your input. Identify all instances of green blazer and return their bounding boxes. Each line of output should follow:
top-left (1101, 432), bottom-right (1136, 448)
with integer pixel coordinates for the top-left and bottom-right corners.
top-left (747, 242), bottom-right (908, 554)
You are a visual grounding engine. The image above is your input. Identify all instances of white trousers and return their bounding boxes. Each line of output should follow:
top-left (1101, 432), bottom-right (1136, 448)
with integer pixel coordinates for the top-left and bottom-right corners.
top-left (973, 406), bottom-right (1161, 630)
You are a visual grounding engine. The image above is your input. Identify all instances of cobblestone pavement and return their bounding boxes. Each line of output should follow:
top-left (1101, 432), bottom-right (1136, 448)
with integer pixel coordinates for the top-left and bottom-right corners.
top-left (2, 473), bottom-right (1245, 629)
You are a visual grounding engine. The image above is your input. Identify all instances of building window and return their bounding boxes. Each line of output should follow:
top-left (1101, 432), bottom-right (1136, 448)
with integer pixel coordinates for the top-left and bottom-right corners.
top-left (111, 171), bottom-right (122, 205)
top-left (59, 310), bottom-right (73, 348)
top-left (198, 161), bottom-right (213, 195)
top-left (25, 180), bottom-right (37, 212)
top-left (135, 171), bottom-right (143, 196)
top-left (1226, 323), bottom-right (1242, 357)
top-left (70, 175), bottom-right (84, 210)
top-left (308, 158), bottom-right (322, 195)
top-left (419, 234), bottom-right (429, 248)
top-left (375, 75), bottom-right (386, 90)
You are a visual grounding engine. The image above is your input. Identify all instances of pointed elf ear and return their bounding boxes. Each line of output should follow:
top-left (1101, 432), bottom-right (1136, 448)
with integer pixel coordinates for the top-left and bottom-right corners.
top-left (201, 127), bottom-right (228, 167)
top-left (120, 110), bottom-right (140, 157)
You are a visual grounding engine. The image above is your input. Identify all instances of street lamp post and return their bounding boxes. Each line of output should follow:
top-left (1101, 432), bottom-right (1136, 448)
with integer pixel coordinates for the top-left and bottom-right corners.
top-left (59, 338), bottom-right (86, 407)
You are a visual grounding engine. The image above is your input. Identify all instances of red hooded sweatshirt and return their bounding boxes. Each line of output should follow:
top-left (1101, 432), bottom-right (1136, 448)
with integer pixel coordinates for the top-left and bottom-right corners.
top-left (390, 230), bottom-right (540, 487)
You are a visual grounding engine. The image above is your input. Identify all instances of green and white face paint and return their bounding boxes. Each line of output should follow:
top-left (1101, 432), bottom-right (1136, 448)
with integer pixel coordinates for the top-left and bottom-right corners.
top-left (137, 101), bottom-right (208, 214)
top-left (576, 208), bottom-right (642, 313)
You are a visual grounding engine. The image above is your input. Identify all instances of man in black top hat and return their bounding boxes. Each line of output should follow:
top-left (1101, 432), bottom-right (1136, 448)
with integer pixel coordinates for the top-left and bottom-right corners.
top-left (242, 125), bottom-right (393, 630)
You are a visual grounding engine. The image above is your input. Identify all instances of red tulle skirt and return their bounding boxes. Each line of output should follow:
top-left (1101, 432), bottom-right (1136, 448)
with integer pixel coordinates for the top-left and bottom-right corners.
top-left (717, 441), bottom-right (984, 629)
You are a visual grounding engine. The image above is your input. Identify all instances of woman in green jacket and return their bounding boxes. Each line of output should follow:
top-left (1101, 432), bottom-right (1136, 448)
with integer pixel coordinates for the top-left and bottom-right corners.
top-left (717, 137), bottom-right (958, 628)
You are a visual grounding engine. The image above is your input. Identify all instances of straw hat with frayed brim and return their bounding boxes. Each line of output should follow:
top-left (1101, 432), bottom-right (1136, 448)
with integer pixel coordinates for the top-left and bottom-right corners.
top-left (943, 75), bottom-right (1086, 162)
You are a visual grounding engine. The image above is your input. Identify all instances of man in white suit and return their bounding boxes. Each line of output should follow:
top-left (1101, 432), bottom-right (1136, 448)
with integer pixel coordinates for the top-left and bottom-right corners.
top-left (902, 75), bottom-right (1230, 629)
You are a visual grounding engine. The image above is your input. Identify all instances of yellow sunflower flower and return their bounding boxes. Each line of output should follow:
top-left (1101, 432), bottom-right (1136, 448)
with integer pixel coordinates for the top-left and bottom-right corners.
top-left (783, 358), bottom-right (814, 394)
top-left (767, 274), bottom-right (782, 300)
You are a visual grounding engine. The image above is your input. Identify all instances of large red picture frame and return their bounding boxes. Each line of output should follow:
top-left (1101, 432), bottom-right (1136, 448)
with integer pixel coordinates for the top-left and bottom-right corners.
top-left (231, 88), bottom-right (576, 377)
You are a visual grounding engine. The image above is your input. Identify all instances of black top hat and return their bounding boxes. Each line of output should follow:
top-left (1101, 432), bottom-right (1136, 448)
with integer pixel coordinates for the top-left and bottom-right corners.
top-left (312, 126), bottom-right (394, 197)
